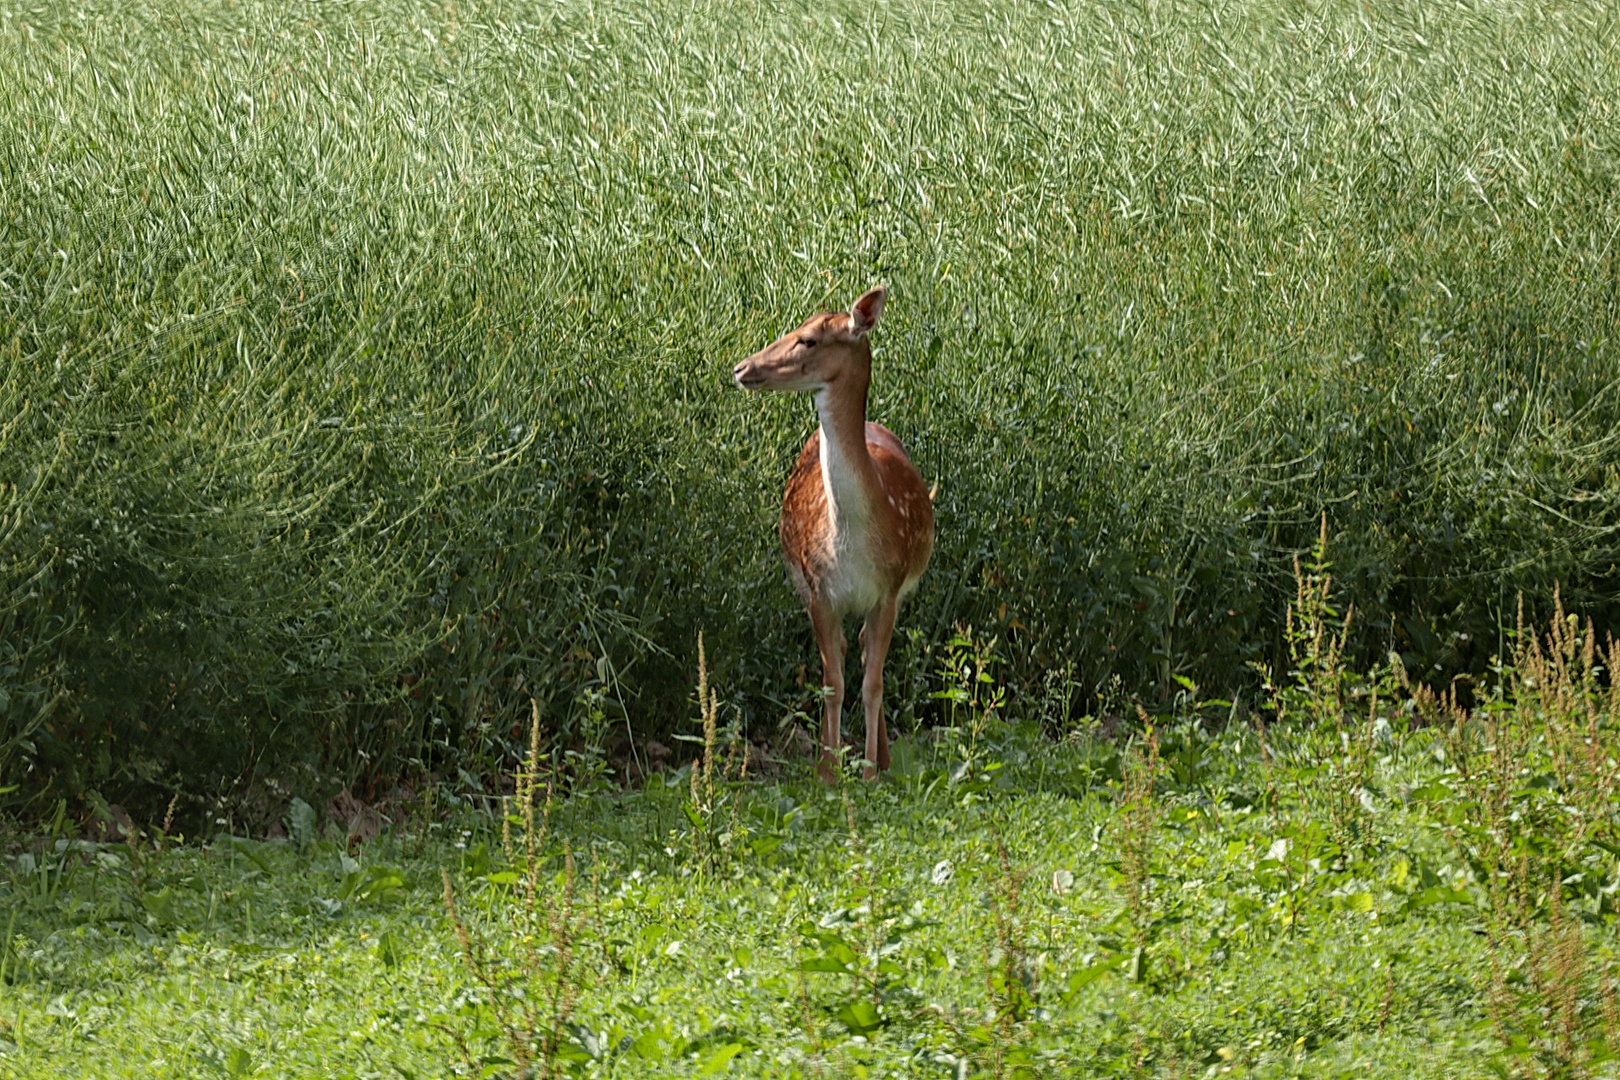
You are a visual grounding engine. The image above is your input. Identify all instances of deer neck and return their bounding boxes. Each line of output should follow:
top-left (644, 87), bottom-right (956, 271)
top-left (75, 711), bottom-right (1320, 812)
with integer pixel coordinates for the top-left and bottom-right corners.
top-left (813, 350), bottom-right (878, 528)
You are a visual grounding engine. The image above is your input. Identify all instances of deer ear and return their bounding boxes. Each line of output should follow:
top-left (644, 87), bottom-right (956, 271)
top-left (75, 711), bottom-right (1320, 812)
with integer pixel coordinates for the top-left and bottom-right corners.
top-left (848, 287), bottom-right (886, 337)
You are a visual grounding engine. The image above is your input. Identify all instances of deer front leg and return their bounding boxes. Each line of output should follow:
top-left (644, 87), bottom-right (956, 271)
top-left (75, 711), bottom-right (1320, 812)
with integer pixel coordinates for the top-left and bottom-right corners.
top-left (808, 598), bottom-right (845, 785)
top-left (859, 595), bottom-right (899, 779)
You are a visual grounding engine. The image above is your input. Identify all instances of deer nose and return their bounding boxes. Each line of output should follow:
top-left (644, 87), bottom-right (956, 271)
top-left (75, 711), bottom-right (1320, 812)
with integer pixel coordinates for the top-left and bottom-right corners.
top-left (733, 360), bottom-right (764, 389)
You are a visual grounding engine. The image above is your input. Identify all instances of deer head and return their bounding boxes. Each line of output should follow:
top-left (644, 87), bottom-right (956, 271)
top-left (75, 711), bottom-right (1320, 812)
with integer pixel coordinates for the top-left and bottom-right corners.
top-left (732, 287), bottom-right (886, 392)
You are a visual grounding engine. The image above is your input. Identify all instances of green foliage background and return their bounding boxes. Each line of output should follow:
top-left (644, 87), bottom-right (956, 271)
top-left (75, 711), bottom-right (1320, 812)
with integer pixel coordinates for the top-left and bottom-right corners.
top-left (2, 0), bottom-right (1618, 814)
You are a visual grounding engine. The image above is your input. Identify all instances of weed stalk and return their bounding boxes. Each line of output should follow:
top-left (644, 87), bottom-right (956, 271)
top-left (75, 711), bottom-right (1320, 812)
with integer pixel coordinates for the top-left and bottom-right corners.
top-left (441, 699), bottom-right (594, 1078)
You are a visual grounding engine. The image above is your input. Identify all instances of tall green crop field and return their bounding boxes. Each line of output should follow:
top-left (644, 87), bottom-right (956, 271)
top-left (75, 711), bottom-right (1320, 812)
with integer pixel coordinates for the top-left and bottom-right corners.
top-left (2, 0), bottom-right (1618, 816)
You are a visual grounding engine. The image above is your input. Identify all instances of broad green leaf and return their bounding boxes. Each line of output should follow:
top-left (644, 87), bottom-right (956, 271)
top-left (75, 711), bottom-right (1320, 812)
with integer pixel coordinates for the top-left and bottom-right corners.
top-left (141, 888), bottom-right (177, 924)
top-left (835, 1000), bottom-right (883, 1035)
top-left (799, 956), bottom-right (852, 974)
top-left (697, 1043), bottom-right (744, 1075)
top-left (374, 931), bottom-right (400, 968)
top-left (287, 798), bottom-right (317, 852)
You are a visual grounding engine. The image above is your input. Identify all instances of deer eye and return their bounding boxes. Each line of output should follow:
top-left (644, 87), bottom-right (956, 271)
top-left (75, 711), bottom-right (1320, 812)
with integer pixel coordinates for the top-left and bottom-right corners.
top-left (799, 337), bottom-right (817, 349)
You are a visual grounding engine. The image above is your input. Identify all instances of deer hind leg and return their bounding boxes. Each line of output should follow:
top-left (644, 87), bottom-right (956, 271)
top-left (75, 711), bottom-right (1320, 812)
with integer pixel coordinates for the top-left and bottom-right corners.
top-left (808, 597), bottom-right (846, 785)
top-left (859, 595), bottom-right (899, 779)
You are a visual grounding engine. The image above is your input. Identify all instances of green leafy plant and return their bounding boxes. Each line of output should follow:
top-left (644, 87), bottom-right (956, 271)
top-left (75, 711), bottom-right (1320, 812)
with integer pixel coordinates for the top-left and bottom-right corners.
top-left (929, 626), bottom-right (1011, 798)
top-left (678, 634), bottom-right (757, 872)
top-left (967, 829), bottom-right (1046, 1079)
top-left (1408, 595), bottom-right (1620, 1078)
top-left (1253, 518), bottom-right (1384, 854)
top-left (441, 704), bottom-right (596, 1078)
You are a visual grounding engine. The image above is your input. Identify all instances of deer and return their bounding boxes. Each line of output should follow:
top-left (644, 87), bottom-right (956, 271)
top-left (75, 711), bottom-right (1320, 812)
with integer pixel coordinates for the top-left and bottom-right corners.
top-left (733, 287), bottom-right (934, 783)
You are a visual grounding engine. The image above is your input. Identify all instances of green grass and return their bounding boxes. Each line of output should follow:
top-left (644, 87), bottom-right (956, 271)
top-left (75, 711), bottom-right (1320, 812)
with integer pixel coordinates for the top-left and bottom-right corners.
top-left (3, 591), bottom-right (1618, 1079)
top-left (2, 0), bottom-right (1618, 812)
top-left (0, 738), bottom-right (1509, 1079)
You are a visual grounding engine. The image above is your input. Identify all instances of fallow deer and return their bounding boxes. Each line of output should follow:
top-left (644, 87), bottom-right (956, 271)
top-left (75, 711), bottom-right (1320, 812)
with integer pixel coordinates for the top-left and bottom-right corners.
top-left (733, 287), bottom-right (934, 782)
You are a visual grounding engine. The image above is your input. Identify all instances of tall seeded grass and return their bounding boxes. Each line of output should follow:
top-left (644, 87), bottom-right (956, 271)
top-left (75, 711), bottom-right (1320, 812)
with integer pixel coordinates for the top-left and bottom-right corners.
top-left (2, 0), bottom-right (1617, 814)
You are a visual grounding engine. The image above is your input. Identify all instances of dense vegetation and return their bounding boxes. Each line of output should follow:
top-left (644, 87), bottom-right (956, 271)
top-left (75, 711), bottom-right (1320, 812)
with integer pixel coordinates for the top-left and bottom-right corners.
top-left (2, 594), bottom-right (1617, 1078)
top-left (3, 0), bottom-right (1619, 819)
top-left (3, 0), bottom-right (1617, 1072)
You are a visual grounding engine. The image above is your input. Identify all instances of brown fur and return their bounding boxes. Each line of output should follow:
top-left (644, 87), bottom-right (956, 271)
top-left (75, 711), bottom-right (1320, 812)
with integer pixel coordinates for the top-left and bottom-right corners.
top-left (779, 424), bottom-right (933, 606)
